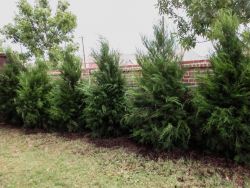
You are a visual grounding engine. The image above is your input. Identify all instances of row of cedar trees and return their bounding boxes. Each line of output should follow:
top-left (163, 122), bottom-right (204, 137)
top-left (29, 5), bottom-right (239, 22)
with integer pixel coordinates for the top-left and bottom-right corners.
top-left (0, 11), bottom-right (250, 164)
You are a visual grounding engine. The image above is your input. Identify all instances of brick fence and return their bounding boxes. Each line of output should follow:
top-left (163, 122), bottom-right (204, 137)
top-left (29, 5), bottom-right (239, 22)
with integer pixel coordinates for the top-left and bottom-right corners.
top-left (50, 59), bottom-right (211, 86)
top-left (82, 60), bottom-right (211, 86)
top-left (0, 53), bottom-right (7, 68)
top-left (1, 53), bottom-right (211, 86)
top-left (181, 60), bottom-right (211, 86)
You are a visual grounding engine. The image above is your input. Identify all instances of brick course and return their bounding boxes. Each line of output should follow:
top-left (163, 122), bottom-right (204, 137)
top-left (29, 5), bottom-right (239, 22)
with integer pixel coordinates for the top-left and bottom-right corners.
top-left (82, 60), bottom-right (211, 86)
top-left (181, 60), bottom-right (211, 86)
top-left (0, 53), bottom-right (7, 68)
top-left (50, 59), bottom-right (211, 86)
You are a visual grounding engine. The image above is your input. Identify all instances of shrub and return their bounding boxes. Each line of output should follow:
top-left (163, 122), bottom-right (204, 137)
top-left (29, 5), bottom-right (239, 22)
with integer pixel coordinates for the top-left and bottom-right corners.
top-left (85, 40), bottom-right (127, 138)
top-left (16, 61), bottom-right (51, 129)
top-left (193, 10), bottom-right (250, 163)
top-left (0, 49), bottom-right (25, 124)
top-left (49, 46), bottom-right (86, 132)
top-left (125, 21), bottom-right (190, 150)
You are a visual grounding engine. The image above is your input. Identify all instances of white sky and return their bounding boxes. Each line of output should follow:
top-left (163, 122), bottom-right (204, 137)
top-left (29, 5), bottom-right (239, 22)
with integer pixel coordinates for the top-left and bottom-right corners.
top-left (0, 0), bottom-right (213, 60)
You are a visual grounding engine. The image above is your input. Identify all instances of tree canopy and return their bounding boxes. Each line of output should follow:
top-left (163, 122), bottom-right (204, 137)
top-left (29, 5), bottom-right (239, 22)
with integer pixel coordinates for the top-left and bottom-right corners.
top-left (157, 0), bottom-right (250, 48)
top-left (1, 0), bottom-right (77, 65)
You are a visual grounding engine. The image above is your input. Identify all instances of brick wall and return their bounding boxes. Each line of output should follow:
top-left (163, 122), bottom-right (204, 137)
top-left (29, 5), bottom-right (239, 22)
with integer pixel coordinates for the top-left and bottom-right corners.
top-left (50, 59), bottom-right (211, 86)
top-left (0, 53), bottom-right (7, 68)
top-left (181, 60), bottom-right (211, 86)
top-left (82, 60), bottom-right (211, 86)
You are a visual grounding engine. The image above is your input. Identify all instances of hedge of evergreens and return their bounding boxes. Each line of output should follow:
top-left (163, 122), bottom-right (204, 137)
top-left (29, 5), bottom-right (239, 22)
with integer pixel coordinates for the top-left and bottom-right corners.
top-left (0, 12), bottom-right (250, 164)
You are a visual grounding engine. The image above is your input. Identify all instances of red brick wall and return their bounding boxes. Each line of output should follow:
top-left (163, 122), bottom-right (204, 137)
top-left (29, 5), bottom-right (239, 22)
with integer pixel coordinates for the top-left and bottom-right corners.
top-left (0, 53), bottom-right (7, 68)
top-left (51, 59), bottom-right (211, 86)
top-left (181, 60), bottom-right (211, 86)
top-left (83, 60), bottom-right (211, 86)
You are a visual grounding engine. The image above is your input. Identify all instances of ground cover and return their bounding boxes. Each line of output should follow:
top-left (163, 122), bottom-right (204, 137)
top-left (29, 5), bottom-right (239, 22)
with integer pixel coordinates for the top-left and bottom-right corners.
top-left (0, 124), bottom-right (249, 188)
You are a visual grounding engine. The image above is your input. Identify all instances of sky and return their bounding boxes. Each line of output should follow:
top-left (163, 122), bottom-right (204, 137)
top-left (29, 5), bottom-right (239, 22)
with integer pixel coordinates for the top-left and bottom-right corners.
top-left (0, 0), bottom-right (213, 60)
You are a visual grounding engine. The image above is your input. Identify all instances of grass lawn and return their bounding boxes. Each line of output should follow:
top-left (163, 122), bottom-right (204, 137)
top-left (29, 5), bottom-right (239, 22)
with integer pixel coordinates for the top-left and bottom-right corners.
top-left (0, 124), bottom-right (249, 188)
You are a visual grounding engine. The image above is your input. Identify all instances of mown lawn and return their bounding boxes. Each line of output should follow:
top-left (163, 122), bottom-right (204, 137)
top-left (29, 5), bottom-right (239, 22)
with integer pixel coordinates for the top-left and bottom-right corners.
top-left (0, 124), bottom-right (249, 188)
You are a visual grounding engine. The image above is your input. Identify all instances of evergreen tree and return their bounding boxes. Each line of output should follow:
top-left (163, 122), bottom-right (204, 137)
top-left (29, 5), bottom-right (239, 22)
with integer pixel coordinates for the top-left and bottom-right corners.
top-left (0, 49), bottom-right (25, 124)
top-left (49, 46), bottom-right (86, 132)
top-left (85, 40), bottom-right (127, 138)
top-left (126, 21), bottom-right (190, 150)
top-left (193, 10), bottom-right (250, 163)
top-left (16, 61), bottom-right (51, 129)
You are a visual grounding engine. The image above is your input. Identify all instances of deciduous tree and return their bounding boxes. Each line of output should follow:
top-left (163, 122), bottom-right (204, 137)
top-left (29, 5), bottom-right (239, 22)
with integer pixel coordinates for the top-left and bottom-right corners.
top-left (1, 0), bottom-right (77, 65)
top-left (157, 0), bottom-right (250, 48)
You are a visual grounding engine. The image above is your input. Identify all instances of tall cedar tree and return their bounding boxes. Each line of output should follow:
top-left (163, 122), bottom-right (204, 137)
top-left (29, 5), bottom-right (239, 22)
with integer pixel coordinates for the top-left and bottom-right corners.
top-left (85, 40), bottom-right (127, 138)
top-left (0, 49), bottom-right (25, 124)
top-left (193, 10), bottom-right (250, 164)
top-left (49, 46), bottom-right (86, 132)
top-left (126, 21), bottom-right (190, 150)
top-left (16, 61), bottom-right (51, 129)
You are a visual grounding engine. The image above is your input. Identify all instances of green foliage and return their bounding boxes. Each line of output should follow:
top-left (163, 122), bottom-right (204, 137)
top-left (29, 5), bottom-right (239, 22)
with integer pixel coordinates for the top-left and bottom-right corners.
top-left (0, 39), bottom-right (3, 52)
top-left (85, 40), bottom-right (127, 138)
top-left (125, 21), bottom-right (190, 150)
top-left (193, 10), bottom-right (250, 163)
top-left (242, 29), bottom-right (250, 57)
top-left (0, 49), bottom-right (25, 124)
top-left (16, 61), bottom-right (51, 129)
top-left (157, 0), bottom-right (250, 48)
top-left (49, 46), bottom-right (86, 132)
top-left (1, 0), bottom-right (77, 65)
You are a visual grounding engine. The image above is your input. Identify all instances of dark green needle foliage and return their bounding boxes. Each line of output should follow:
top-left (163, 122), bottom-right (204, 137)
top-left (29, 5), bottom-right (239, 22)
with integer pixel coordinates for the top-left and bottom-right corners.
top-left (16, 61), bottom-right (51, 129)
top-left (193, 10), bottom-right (250, 164)
top-left (85, 40), bottom-right (127, 138)
top-left (0, 49), bottom-right (25, 124)
top-left (126, 21), bottom-right (190, 150)
top-left (49, 46), bottom-right (86, 132)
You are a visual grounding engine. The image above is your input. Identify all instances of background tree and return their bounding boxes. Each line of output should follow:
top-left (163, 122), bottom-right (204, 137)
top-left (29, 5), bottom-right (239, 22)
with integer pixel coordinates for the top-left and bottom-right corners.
top-left (16, 61), bottom-right (51, 129)
top-left (0, 49), bottom-right (25, 124)
top-left (125, 21), bottom-right (190, 150)
top-left (85, 40), bottom-right (127, 138)
top-left (1, 0), bottom-right (77, 65)
top-left (193, 10), bottom-right (250, 164)
top-left (157, 0), bottom-right (250, 48)
top-left (49, 46), bottom-right (86, 132)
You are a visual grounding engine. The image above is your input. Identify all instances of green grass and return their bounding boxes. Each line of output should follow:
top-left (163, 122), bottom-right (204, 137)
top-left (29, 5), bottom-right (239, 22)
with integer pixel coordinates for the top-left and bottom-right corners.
top-left (0, 125), bottom-right (249, 188)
